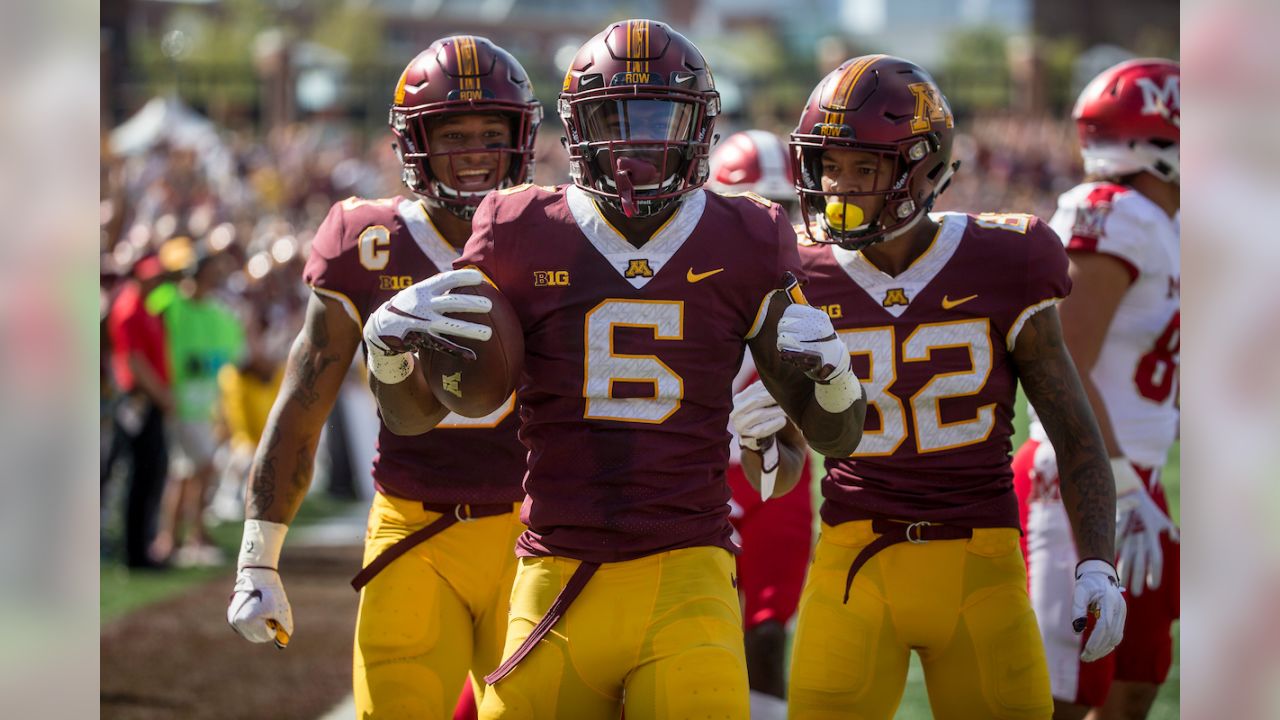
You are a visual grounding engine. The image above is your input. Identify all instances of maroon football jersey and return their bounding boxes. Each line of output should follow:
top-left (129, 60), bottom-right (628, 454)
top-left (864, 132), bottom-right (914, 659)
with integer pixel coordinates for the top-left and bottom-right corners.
top-left (303, 196), bottom-right (525, 504)
top-left (799, 212), bottom-right (1070, 529)
top-left (457, 185), bottom-right (803, 563)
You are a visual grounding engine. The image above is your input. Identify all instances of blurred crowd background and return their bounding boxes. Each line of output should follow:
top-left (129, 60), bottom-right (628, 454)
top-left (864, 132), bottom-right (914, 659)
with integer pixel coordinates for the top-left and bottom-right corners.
top-left (39, 0), bottom-right (1277, 716)
top-left (98, 0), bottom-right (1177, 572)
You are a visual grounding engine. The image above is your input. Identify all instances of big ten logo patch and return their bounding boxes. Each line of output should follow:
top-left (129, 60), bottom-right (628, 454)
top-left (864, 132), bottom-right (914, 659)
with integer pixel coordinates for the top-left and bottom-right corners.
top-left (821, 304), bottom-right (843, 319)
top-left (379, 275), bottom-right (414, 291)
top-left (882, 288), bottom-right (910, 307)
top-left (624, 259), bottom-right (655, 279)
top-left (533, 270), bottom-right (570, 287)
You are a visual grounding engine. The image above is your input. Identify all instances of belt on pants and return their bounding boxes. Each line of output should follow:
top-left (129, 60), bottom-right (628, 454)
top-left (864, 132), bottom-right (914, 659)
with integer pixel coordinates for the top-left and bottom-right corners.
top-left (350, 502), bottom-right (515, 591)
top-left (842, 519), bottom-right (975, 604)
top-left (484, 560), bottom-right (600, 685)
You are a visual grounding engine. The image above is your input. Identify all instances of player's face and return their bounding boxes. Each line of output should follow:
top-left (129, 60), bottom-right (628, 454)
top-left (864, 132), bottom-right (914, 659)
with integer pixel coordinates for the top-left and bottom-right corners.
top-left (820, 148), bottom-right (894, 221)
top-left (583, 99), bottom-right (694, 177)
top-left (426, 112), bottom-right (514, 192)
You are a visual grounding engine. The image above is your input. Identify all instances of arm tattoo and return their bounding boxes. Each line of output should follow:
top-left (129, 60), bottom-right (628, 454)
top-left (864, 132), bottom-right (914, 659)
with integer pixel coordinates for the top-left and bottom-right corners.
top-left (294, 306), bottom-right (341, 410)
top-left (247, 432), bottom-right (281, 518)
top-left (1016, 309), bottom-right (1115, 560)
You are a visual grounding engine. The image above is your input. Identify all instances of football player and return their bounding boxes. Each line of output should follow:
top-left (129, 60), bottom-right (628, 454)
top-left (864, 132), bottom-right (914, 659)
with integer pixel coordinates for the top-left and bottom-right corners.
top-left (750, 55), bottom-right (1125, 719)
top-left (709, 130), bottom-right (815, 701)
top-left (1011, 58), bottom-right (1180, 720)
top-left (362, 20), bottom-right (866, 720)
top-left (225, 36), bottom-right (541, 718)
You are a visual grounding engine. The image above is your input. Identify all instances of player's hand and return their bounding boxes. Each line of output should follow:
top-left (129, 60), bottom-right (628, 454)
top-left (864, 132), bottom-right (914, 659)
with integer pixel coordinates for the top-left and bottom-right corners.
top-left (730, 380), bottom-right (787, 451)
top-left (364, 269), bottom-right (492, 364)
top-left (1072, 558), bottom-right (1126, 662)
top-left (228, 567), bottom-right (293, 649)
top-left (1115, 475), bottom-right (1178, 597)
top-left (776, 304), bottom-right (848, 382)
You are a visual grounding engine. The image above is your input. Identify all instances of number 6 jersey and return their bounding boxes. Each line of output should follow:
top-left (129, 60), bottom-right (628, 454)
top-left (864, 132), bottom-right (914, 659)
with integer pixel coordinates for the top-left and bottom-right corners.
top-left (457, 184), bottom-right (803, 563)
top-left (799, 212), bottom-right (1070, 530)
top-left (1030, 182), bottom-right (1180, 469)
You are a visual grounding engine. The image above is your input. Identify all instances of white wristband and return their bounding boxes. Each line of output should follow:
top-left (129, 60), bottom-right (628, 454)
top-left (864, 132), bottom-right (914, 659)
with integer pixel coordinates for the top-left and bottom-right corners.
top-left (238, 519), bottom-right (289, 570)
top-left (1110, 457), bottom-right (1144, 496)
top-left (367, 343), bottom-right (415, 385)
top-left (814, 367), bottom-right (862, 414)
top-left (1076, 558), bottom-right (1118, 581)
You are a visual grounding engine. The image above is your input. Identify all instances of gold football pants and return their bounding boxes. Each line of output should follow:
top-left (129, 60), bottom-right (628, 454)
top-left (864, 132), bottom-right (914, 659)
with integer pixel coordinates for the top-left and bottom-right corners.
top-left (353, 493), bottom-right (524, 719)
top-left (789, 521), bottom-right (1053, 719)
top-left (478, 546), bottom-right (749, 720)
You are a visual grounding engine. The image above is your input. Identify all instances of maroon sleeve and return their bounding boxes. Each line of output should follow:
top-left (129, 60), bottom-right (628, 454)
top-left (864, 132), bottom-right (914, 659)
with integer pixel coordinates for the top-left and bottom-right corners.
top-left (302, 200), bottom-right (372, 324)
top-left (773, 204), bottom-right (806, 287)
top-left (454, 191), bottom-right (503, 287)
top-left (1003, 216), bottom-right (1072, 350)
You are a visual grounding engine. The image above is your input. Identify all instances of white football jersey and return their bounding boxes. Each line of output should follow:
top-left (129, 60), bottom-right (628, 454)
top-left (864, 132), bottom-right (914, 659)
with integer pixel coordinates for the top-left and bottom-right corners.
top-left (1029, 182), bottom-right (1180, 468)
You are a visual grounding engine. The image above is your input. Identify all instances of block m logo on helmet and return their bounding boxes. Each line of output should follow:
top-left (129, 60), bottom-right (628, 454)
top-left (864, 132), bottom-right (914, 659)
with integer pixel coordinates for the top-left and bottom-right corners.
top-left (908, 82), bottom-right (954, 134)
top-left (1135, 76), bottom-right (1180, 125)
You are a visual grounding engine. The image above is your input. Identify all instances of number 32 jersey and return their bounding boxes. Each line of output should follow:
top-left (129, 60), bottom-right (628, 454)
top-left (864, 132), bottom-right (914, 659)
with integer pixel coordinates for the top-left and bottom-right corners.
top-left (458, 184), bottom-right (803, 564)
top-left (799, 213), bottom-right (1070, 530)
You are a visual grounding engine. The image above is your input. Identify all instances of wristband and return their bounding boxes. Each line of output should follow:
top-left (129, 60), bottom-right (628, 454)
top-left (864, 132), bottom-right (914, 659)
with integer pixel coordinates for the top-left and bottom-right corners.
top-left (367, 343), bottom-right (415, 385)
top-left (238, 519), bottom-right (289, 570)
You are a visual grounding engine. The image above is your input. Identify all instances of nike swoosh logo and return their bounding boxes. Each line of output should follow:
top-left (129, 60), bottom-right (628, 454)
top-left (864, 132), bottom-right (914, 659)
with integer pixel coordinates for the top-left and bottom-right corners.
top-left (674, 72), bottom-right (695, 84)
top-left (941, 294), bottom-right (978, 309)
top-left (687, 267), bottom-right (725, 283)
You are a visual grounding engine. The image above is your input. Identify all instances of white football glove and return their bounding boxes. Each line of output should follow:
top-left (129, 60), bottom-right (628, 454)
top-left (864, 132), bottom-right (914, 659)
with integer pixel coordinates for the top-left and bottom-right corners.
top-left (227, 520), bottom-right (292, 649)
top-left (1113, 459), bottom-right (1179, 596)
top-left (363, 269), bottom-right (492, 374)
top-left (730, 380), bottom-right (787, 500)
top-left (1072, 558), bottom-right (1127, 662)
top-left (730, 380), bottom-right (788, 450)
top-left (776, 304), bottom-right (859, 413)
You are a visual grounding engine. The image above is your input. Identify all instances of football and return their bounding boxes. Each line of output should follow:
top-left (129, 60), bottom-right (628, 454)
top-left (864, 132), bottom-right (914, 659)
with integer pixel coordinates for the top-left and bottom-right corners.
top-left (425, 282), bottom-right (524, 418)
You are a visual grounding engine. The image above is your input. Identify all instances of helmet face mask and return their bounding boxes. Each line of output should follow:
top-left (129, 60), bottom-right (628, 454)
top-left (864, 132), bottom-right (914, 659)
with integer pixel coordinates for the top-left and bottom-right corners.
top-left (559, 20), bottom-right (720, 218)
top-left (789, 55), bottom-right (959, 251)
top-left (390, 36), bottom-right (542, 219)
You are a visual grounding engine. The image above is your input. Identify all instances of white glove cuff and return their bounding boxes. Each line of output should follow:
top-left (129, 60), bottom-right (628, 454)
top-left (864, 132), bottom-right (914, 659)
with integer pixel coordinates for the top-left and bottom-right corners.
top-left (1076, 558), bottom-right (1118, 581)
top-left (239, 519), bottom-right (288, 570)
top-left (367, 343), bottom-right (415, 385)
top-left (1110, 458), bottom-right (1144, 496)
top-left (814, 367), bottom-right (862, 414)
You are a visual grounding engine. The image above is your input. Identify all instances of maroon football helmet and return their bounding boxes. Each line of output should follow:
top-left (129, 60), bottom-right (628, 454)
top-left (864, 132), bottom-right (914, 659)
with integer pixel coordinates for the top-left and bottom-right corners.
top-left (390, 35), bottom-right (542, 219)
top-left (707, 130), bottom-right (795, 203)
top-left (790, 55), bottom-right (959, 249)
top-left (559, 19), bottom-right (720, 217)
top-left (1074, 58), bottom-right (1179, 183)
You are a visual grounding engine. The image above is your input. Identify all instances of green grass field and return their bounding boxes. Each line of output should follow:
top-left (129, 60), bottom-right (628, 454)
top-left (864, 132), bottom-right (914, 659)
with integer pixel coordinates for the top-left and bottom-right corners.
top-left (100, 494), bottom-right (355, 622)
top-left (883, 390), bottom-right (1181, 718)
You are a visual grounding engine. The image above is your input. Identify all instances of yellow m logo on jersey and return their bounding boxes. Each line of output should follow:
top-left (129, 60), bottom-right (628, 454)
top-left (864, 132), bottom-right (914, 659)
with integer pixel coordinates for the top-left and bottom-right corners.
top-left (883, 288), bottom-right (910, 307)
top-left (908, 82), bottom-right (954, 134)
top-left (625, 259), bottom-right (655, 278)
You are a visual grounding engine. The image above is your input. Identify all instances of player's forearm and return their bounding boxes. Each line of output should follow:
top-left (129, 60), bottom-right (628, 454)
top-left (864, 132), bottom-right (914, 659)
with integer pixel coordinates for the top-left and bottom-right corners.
top-left (245, 406), bottom-right (325, 524)
top-left (796, 388), bottom-right (865, 458)
top-left (1015, 310), bottom-right (1115, 561)
top-left (369, 361), bottom-right (449, 435)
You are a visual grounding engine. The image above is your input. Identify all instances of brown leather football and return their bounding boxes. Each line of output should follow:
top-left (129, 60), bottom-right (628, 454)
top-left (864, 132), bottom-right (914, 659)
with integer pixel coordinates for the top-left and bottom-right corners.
top-left (425, 283), bottom-right (524, 418)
